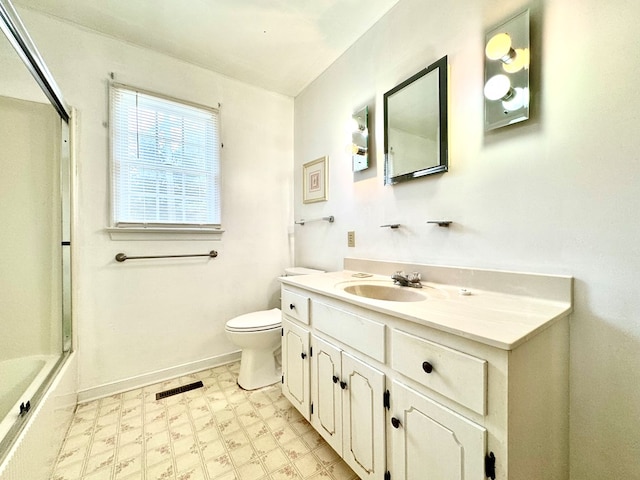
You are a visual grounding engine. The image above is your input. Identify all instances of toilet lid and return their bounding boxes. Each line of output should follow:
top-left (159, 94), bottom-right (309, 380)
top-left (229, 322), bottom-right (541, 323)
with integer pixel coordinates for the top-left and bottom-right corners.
top-left (226, 308), bottom-right (281, 332)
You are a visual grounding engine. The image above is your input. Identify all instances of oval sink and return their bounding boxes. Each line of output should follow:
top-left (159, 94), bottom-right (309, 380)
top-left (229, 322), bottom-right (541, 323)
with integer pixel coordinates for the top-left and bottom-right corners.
top-left (341, 283), bottom-right (427, 302)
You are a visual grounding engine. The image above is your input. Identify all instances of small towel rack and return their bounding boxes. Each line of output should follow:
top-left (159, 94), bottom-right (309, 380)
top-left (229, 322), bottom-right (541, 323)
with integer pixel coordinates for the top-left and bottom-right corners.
top-left (115, 250), bottom-right (218, 262)
top-left (295, 216), bottom-right (335, 225)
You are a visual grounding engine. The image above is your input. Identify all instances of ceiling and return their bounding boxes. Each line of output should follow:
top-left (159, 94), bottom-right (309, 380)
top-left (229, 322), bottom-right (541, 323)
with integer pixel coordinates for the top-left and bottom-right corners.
top-left (14, 0), bottom-right (400, 97)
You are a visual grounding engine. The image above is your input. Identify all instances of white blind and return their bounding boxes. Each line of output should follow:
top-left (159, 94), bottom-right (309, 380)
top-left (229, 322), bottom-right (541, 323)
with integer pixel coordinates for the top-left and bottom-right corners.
top-left (110, 84), bottom-right (220, 227)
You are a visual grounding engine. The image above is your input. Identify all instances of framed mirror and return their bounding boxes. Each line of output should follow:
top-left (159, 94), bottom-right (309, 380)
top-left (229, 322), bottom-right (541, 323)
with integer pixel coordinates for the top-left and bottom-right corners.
top-left (383, 55), bottom-right (448, 185)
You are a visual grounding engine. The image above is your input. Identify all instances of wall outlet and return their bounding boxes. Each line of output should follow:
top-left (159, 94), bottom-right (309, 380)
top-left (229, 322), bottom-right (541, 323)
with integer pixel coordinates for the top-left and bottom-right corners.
top-left (347, 231), bottom-right (355, 247)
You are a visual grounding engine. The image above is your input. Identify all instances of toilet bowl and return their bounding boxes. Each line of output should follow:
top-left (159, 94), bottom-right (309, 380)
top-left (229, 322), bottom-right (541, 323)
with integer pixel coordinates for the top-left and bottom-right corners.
top-left (225, 267), bottom-right (324, 390)
top-left (225, 308), bottom-right (282, 390)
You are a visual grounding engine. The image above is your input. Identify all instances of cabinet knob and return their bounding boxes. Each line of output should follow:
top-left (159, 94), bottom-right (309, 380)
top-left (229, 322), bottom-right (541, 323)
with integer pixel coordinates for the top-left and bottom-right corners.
top-left (301, 352), bottom-right (307, 359)
top-left (422, 361), bottom-right (433, 374)
top-left (391, 417), bottom-right (401, 429)
top-left (332, 375), bottom-right (339, 384)
top-left (289, 303), bottom-right (295, 310)
top-left (340, 381), bottom-right (347, 390)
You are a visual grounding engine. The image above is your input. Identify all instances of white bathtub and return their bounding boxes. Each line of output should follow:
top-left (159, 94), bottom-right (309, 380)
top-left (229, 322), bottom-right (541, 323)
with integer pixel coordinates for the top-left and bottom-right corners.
top-left (0, 355), bottom-right (58, 444)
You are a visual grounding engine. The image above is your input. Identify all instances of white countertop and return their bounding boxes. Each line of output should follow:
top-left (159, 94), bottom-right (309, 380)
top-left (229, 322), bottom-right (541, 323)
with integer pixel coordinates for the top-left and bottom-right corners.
top-left (280, 270), bottom-right (573, 350)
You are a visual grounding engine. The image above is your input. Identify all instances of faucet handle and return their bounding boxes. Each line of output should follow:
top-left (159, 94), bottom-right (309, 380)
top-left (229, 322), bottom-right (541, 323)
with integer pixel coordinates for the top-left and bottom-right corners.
top-left (408, 272), bottom-right (422, 283)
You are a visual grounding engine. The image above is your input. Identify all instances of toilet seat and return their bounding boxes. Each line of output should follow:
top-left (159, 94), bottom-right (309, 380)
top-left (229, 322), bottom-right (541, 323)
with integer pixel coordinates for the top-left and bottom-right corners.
top-left (225, 308), bottom-right (281, 332)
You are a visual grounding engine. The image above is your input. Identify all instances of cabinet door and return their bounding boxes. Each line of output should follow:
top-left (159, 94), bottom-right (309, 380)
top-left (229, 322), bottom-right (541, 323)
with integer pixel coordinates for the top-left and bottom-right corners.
top-left (282, 317), bottom-right (310, 420)
top-left (310, 335), bottom-right (343, 454)
top-left (341, 351), bottom-right (386, 480)
top-left (390, 380), bottom-right (486, 480)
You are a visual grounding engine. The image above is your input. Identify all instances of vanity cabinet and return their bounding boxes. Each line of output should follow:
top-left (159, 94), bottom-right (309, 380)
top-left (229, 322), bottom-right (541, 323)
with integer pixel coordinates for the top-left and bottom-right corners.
top-left (390, 380), bottom-right (486, 479)
top-left (311, 335), bottom-right (386, 480)
top-left (281, 317), bottom-right (310, 420)
top-left (280, 268), bottom-right (570, 480)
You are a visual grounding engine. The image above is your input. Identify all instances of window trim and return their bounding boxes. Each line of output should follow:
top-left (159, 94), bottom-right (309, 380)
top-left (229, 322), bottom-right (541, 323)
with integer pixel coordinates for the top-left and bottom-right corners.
top-left (108, 82), bottom-right (223, 239)
top-left (105, 225), bottom-right (224, 241)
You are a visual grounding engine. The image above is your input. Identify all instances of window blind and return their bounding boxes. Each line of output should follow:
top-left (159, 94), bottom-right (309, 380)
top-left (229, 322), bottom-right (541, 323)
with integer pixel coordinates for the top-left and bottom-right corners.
top-left (110, 85), bottom-right (220, 227)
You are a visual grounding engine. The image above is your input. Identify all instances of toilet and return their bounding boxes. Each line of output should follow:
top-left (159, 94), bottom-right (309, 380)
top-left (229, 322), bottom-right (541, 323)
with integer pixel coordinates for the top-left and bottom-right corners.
top-left (225, 267), bottom-right (324, 390)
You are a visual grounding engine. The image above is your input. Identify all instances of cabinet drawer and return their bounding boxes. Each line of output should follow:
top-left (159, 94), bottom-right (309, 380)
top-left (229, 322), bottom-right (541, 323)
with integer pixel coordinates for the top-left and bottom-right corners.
top-left (281, 288), bottom-right (310, 324)
top-left (313, 301), bottom-right (385, 362)
top-left (391, 329), bottom-right (487, 415)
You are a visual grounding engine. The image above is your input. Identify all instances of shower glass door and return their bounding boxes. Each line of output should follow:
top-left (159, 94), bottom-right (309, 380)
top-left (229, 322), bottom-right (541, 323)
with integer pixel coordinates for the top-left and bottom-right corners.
top-left (0, 0), bottom-right (71, 460)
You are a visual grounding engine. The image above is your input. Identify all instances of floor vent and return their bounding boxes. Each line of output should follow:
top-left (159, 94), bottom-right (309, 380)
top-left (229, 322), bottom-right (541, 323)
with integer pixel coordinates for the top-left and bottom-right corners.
top-left (155, 381), bottom-right (204, 400)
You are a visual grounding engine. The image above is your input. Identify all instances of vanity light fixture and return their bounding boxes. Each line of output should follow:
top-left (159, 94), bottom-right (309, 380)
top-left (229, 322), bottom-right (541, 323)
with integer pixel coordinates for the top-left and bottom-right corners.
top-left (352, 106), bottom-right (369, 172)
top-left (484, 10), bottom-right (530, 130)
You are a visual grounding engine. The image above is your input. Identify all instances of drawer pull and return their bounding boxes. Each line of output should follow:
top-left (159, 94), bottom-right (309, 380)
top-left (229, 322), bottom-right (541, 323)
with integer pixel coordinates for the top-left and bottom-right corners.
top-left (289, 303), bottom-right (295, 310)
top-left (391, 417), bottom-right (402, 429)
top-left (301, 352), bottom-right (307, 359)
top-left (332, 375), bottom-right (339, 384)
top-left (422, 361), bottom-right (434, 374)
top-left (340, 381), bottom-right (348, 390)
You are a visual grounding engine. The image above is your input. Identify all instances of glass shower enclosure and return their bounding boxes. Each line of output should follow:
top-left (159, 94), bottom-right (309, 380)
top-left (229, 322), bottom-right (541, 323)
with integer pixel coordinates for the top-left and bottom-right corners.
top-left (0, 0), bottom-right (72, 461)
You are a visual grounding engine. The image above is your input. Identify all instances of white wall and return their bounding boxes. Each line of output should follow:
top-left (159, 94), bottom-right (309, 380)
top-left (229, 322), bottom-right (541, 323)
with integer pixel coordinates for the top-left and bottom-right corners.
top-left (17, 9), bottom-right (294, 397)
top-left (294, 0), bottom-right (640, 478)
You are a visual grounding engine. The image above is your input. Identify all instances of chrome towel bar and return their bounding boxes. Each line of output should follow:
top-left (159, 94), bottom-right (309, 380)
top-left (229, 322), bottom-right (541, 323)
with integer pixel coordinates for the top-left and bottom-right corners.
top-left (295, 215), bottom-right (334, 225)
top-left (115, 250), bottom-right (218, 262)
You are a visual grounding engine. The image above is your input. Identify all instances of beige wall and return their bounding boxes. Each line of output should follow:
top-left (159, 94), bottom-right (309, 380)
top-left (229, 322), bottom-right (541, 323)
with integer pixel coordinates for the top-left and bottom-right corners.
top-left (293, 0), bottom-right (640, 478)
top-left (17, 9), bottom-right (294, 398)
top-left (0, 95), bottom-right (61, 361)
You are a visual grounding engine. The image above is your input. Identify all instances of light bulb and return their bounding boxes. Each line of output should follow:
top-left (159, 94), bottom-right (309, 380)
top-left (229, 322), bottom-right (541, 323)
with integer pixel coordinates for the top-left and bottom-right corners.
top-left (502, 87), bottom-right (529, 111)
top-left (352, 144), bottom-right (367, 156)
top-left (503, 48), bottom-right (530, 73)
top-left (484, 74), bottom-right (513, 101)
top-left (485, 33), bottom-right (516, 62)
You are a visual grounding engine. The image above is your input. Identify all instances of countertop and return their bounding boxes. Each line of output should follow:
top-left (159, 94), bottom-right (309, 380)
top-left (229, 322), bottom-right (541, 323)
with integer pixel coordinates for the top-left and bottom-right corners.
top-left (279, 270), bottom-right (572, 350)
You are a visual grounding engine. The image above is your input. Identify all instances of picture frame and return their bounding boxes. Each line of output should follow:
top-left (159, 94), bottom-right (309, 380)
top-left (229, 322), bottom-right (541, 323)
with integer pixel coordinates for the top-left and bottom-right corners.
top-left (303, 156), bottom-right (328, 203)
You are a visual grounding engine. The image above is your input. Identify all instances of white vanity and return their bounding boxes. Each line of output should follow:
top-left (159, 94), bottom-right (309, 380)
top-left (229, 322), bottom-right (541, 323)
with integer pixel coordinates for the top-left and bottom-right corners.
top-left (279, 259), bottom-right (572, 480)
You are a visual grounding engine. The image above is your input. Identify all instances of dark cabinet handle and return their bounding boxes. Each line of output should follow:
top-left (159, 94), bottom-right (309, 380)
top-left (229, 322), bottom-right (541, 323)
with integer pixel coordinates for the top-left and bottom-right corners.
top-left (332, 375), bottom-right (339, 384)
top-left (289, 303), bottom-right (295, 310)
top-left (422, 361), bottom-right (433, 374)
top-left (340, 381), bottom-right (347, 390)
top-left (301, 352), bottom-right (307, 359)
top-left (391, 417), bottom-right (401, 429)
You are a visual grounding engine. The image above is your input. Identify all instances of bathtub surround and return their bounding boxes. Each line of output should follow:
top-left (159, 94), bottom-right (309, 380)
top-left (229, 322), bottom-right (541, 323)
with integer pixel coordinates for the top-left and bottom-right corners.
top-left (0, 96), bottom-right (62, 363)
top-left (0, 353), bottom-right (77, 480)
top-left (0, 355), bottom-right (59, 445)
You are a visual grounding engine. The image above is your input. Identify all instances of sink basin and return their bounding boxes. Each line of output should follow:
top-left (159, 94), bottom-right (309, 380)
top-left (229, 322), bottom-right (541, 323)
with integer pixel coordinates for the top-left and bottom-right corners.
top-left (338, 281), bottom-right (428, 302)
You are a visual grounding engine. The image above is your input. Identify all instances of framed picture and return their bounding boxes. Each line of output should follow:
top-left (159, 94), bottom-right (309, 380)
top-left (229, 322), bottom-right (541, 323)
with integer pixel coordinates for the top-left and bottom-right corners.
top-left (303, 156), bottom-right (328, 203)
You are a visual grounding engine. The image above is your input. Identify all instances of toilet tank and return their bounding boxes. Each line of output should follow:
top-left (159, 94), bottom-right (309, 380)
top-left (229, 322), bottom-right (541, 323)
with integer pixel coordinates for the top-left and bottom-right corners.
top-left (283, 267), bottom-right (324, 276)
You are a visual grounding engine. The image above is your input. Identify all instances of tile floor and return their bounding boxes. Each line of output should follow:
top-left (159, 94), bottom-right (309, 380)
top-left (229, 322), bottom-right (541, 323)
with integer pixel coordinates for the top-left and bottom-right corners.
top-left (52, 362), bottom-right (358, 480)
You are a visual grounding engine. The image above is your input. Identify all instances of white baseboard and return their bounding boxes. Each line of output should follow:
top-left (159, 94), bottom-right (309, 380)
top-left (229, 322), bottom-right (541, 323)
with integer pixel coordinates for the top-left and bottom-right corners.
top-left (77, 351), bottom-right (241, 403)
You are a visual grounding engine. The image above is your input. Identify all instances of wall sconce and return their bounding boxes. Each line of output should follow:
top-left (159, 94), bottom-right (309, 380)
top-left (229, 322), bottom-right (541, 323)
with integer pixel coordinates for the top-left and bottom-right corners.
top-left (352, 106), bottom-right (369, 172)
top-left (484, 10), bottom-right (530, 130)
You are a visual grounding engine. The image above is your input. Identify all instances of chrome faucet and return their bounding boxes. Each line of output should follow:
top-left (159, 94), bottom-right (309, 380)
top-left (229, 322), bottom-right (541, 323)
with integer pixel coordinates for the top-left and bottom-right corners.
top-left (391, 271), bottom-right (422, 288)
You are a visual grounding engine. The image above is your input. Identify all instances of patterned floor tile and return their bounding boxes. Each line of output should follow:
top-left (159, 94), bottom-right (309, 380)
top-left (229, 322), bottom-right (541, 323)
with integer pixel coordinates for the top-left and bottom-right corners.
top-left (51, 362), bottom-right (357, 480)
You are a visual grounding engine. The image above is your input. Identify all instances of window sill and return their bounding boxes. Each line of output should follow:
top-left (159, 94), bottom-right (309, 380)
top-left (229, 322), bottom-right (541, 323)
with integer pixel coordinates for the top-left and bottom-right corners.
top-left (106, 227), bottom-right (225, 241)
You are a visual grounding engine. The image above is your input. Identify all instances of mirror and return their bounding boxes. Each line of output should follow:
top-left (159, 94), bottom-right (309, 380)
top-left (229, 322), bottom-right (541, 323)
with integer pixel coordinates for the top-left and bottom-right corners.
top-left (383, 56), bottom-right (448, 185)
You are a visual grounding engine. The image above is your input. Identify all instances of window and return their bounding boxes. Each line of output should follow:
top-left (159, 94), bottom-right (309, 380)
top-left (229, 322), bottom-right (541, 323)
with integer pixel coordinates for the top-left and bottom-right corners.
top-left (110, 84), bottom-right (220, 230)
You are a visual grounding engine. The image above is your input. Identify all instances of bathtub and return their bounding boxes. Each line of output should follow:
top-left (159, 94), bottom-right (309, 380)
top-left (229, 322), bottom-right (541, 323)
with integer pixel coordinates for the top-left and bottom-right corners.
top-left (0, 355), bottom-right (58, 445)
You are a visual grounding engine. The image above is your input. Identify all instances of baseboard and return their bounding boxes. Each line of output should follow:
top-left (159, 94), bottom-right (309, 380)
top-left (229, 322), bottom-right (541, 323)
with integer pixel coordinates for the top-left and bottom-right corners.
top-left (77, 351), bottom-right (241, 403)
